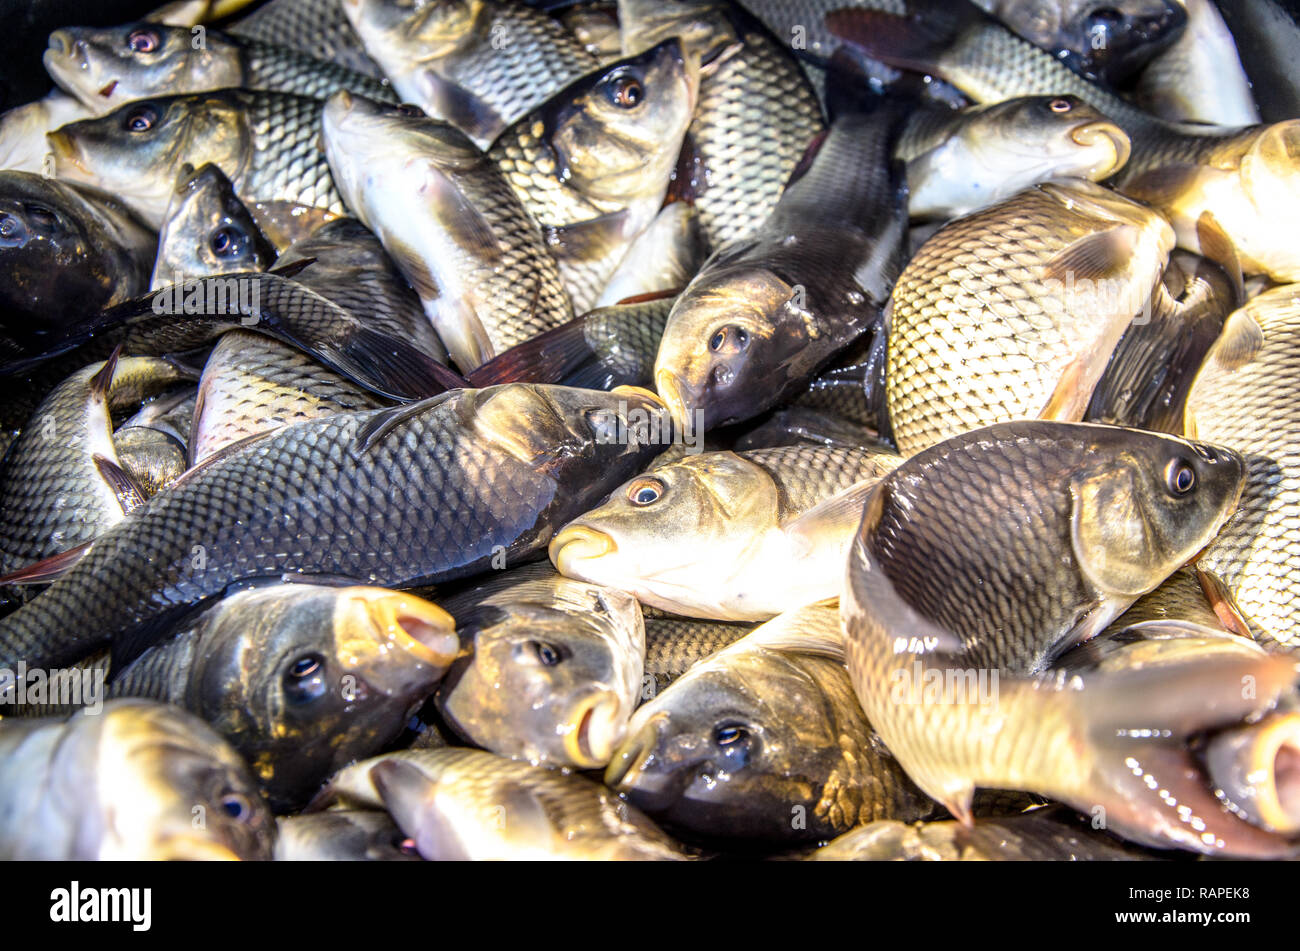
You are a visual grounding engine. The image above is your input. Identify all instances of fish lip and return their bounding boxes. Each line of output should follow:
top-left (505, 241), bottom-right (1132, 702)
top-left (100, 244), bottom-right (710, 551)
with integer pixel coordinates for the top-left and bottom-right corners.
top-left (1244, 714), bottom-right (1300, 834)
top-left (604, 713), bottom-right (665, 791)
top-left (152, 838), bottom-right (244, 861)
top-left (654, 368), bottom-right (693, 430)
top-left (1070, 120), bottom-right (1131, 174)
top-left (563, 691), bottom-right (623, 767)
top-left (345, 588), bottom-right (460, 677)
top-left (45, 130), bottom-right (88, 176)
top-left (549, 524), bottom-right (617, 576)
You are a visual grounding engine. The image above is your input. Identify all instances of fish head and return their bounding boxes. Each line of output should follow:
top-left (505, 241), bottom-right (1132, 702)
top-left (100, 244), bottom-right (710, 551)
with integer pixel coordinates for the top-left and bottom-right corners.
top-left (549, 451), bottom-right (779, 616)
top-left (655, 262), bottom-right (809, 430)
top-left (192, 585), bottom-right (457, 810)
top-left (154, 162), bottom-right (275, 284)
top-left (43, 22), bottom-right (242, 114)
top-left (47, 92), bottom-right (251, 228)
top-left (1069, 426), bottom-right (1246, 598)
top-left (973, 96), bottom-right (1130, 180)
top-left (1240, 121), bottom-right (1300, 217)
top-left (96, 700), bottom-right (274, 860)
top-left (544, 39), bottom-right (697, 204)
top-left (343, 0), bottom-right (486, 61)
top-left (618, 0), bottom-right (731, 65)
top-left (438, 582), bottom-right (644, 767)
top-left (0, 174), bottom-right (98, 320)
top-left (472, 383), bottom-right (674, 477)
top-left (605, 648), bottom-right (841, 839)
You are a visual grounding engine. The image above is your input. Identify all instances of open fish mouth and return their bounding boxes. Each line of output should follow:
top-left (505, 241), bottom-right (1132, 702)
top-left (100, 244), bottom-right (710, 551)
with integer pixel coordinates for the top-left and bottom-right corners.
top-left (1070, 120), bottom-right (1132, 173)
top-left (562, 691), bottom-right (624, 767)
top-left (549, 524), bottom-right (617, 575)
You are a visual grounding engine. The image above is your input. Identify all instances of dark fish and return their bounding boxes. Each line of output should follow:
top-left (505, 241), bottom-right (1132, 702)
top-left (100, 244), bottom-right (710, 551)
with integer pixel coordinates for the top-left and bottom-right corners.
top-left (229, 0), bottom-right (383, 78)
top-left (642, 612), bottom-right (754, 694)
top-left (274, 811), bottom-right (420, 861)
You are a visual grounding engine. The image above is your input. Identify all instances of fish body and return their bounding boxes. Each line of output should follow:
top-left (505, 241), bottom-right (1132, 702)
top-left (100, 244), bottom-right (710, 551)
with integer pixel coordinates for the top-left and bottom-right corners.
top-left (0, 92), bottom-right (93, 174)
top-left (229, 0), bottom-right (383, 78)
top-left (275, 811), bottom-right (419, 860)
top-left (643, 614), bottom-right (754, 693)
top-left (595, 202), bottom-right (705, 308)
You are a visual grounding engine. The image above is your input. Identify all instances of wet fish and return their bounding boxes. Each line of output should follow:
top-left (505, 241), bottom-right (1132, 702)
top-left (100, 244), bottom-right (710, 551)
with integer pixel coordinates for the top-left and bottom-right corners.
top-left (594, 202), bottom-right (705, 308)
top-left (0, 92), bottom-right (93, 175)
top-left (487, 40), bottom-right (698, 314)
top-left (43, 21), bottom-right (396, 115)
top-left (0, 699), bottom-right (273, 860)
top-left (551, 444), bottom-right (900, 620)
top-left (0, 353), bottom-right (190, 577)
top-left (620, 0), bottom-right (825, 250)
top-left (733, 407), bottom-right (880, 451)
top-left (319, 747), bottom-right (694, 859)
top-left (436, 565), bottom-right (645, 768)
top-left (811, 805), bottom-right (1162, 860)
top-left (886, 179), bottom-right (1174, 456)
top-left (322, 92), bottom-right (573, 371)
top-left (113, 388), bottom-right (196, 498)
top-left (151, 162), bottom-right (277, 290)
top-left (608, 603), bottom-right (937, 842)
top-left (1085, 252), bottom-right (1235, 435)
top-left (275, 810), bottom-right (420, 861)
top-left (342, 0), bottom-right (599, 147)
top-left (655, 110), bottom-right (909, 432)
top-left (1206, 711), bottom-right (1300, 835)
top-left (98, 584), bottom-right (458, 810)
top-left (1186, 285), bottom-right (1300, 650)
top-left (0, 171), bottom-right (155, 351)
top-left (898, 94), bottom-right (1130, 221)
top-left (1115, 121), bottom-right (1300, 284)
top-left (642, 613), bottom-right (754, 694)
top-left (47, 89), bottom-right (345, 236)
top-left (1213, 0), bottom-right (1300, 124)
top-left (842, 419), bottom-right (1300, 857)
top-left (974, 0), bottom-right (1187, 86)
top-left (229, 0), bottom-right (383, 78)
top-left (0, 384), bottom-right (671, 674)
top-left (1135, 0), bottom-right (1260, 126)
top-left (1099, 567), bottom-right (1229, 635)
top-left (191, 330), bottom-right (383, 465)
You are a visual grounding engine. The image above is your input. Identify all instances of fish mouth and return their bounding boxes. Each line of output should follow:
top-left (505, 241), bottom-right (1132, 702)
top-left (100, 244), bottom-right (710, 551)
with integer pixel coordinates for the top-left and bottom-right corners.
top-left (654, 368), bottom-right (693, 429)
top-left (604, 713), bottom-right (664, 791)
top-left (45, 130), bottom-right (89, 177)
top-left (549, 524), bottom-right (616, 576)
top-left (562, 691), bottom-right (624, 767)
top-left (1070, 121), bottom-right (1132, 175)
top-left (1210, 713), bottom-right (1300, 835)
top-left (338, 588), bottom-right (460, 685)
top-left (151, 837), bottom-right (244, 861)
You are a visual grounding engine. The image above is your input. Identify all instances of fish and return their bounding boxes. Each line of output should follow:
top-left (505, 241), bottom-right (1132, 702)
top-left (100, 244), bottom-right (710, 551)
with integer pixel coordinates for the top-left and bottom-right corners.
top-left (322, 92), bottom-right (574, 371)
top-left (47, 89), bottom-right (345, 235)
top-left (1213, 0), bottom-right (1300, 124)
top-left (274, 217), bottom-right (451, 366)
top-left (341, 0), bottom-right (599, 147)
top-left (228, 0), bottom-right (383, 78)
top-left (1098, 566), bottom-right (1230, 635)
top-left (885, 179), bottom-right (1174, 457)
top-left (654, 110), bottom-right (909, 432)
top-left (0, 353), bottom-right (191, 577)
top-left (466, 294), bottom-right (674, 393)
top-left (550, 444), bottom-right (900, 620)
top-left (113, 388), bottom-right (196, 497)
top-left (435, 564), bottom-right (646, 768)
top-left (898, 94), bottom-right (1131, 221)
top-left (810, 805), bottom-right (1163, 860)
top-left (317, 747), bottom-right (695, 859)
top-left (274, 811), bottom-right (420, 861)
top-left (0, 384), bottom-right (671, 674)
top-left (1205, 710), bottom-right (1300, 835)
top-left (594, 201), bottom-right (706, 308)
top-left (973, 0), bottom-right (1187, 87)
top-left (43, 21), bottom-right (396, 115)
top-left (607, 603), bottom-right (938, 842)
top-left (0, 92), bottom-right (93, 175)
top-left (1134, 0), bottom-right (1260, 126)
top-left (620, 0), bottom-right (826, 251)
top-left (841, 419), bottom-right (1300, 857)
top-left (190, 330), bottom-right (384, 465)
top-left (487, 39), bottom-right (698, 314)
top-left (733, 407), bottom-right (881, 451)
top-left (94, 584), bottom-right (458, 811)
top-left (642, 613), bottom-right (755, 694)
top-left (1085, 251), bottom-right (1235, 435)
top-left (151, 162), bottom-right (277, 290)
top-left (1114, 121), bottom-right (1300, 284)
top-left (0, 171), bottom-right (155, 352)
top-left (0, 699), bottom-right (274, 860)
top-left (1185, 284), bottom-right (1300, 651)
top-left (559, 2), bottom-right (624, 64)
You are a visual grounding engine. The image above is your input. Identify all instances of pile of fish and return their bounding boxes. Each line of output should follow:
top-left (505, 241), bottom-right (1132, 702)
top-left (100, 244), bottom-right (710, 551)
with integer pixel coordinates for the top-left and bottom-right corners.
top-left (0, 0), bottom-right (1297, 861)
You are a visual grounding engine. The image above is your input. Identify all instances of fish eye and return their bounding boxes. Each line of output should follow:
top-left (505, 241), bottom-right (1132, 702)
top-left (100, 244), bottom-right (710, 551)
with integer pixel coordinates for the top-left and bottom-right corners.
top-left (283, 652), bottom-right (328, 703)
top-left (1049, 98), bottom-right (1072, 113)
top-left (1165, 459), bottom-right (1196, 496)
top-left (395, 103), bottom-right (425, 118)
top-left (709, 326), bottom-right (750, 352)
top-left (626, 476), bottom-right (665, 506)
top-left (606, 75), bottom-right (644, 109)
top-left (127, 28), bottom-right (160, 53)
top-left (219, 793), bottom-right (252, 822)
top-left (714, 724), bottom-right (748, 746)
top-left (123, 104), bottom-right (158, 133)
top-left (209, 226), bottom-right (242, 257)
top-left (530, 641), bottom-right (563, 666)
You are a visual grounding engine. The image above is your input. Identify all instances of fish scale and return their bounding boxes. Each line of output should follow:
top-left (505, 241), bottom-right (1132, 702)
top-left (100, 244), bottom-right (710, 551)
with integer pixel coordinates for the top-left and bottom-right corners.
top-left (230, 0), bottom-right (383, 78)
top-left (244, 92), bottom-right (345, 216)
top-left (0, 386), bottom-right (667, 672)
top-left (239, 36), bottom-right (396, 103)
top-left (743, 444), bottom-right (900, 513)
